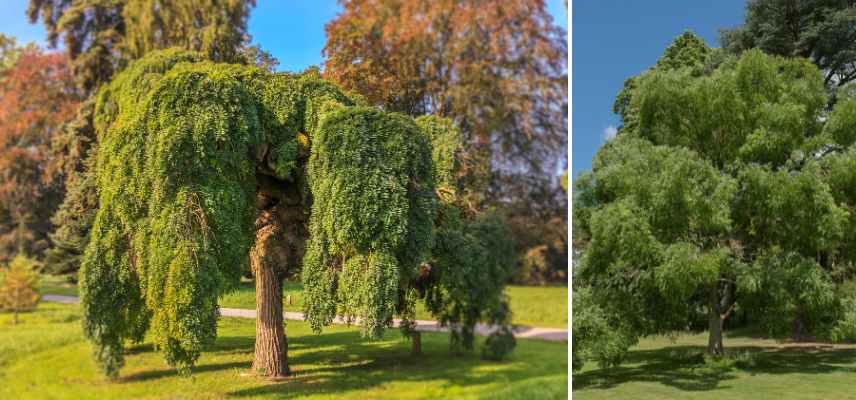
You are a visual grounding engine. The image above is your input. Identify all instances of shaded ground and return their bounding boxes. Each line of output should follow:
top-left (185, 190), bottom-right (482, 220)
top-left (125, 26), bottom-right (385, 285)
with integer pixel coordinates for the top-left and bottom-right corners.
top-left (0, 303), bottom-right (568, 399)
top-left (573, 329), bottom-right (856, 400)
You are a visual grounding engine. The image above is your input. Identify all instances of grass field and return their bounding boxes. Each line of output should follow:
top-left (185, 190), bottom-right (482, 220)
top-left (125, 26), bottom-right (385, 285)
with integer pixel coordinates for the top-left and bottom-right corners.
top-left (39, 276), bottom-right (568, 328)
top-left (0, 303), bottom-right (567, 399)
top-left (573, 329), bottom-right (856, 400)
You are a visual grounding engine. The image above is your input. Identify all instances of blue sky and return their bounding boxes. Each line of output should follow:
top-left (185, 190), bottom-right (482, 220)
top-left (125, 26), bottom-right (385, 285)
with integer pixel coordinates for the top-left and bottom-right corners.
top-left (572, 0), bottom-right (745, 178)
top-left (1, 0), bottom-right (567, 73)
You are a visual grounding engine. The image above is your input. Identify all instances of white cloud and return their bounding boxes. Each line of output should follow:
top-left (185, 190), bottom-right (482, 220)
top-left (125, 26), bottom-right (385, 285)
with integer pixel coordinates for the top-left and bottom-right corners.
top-left (603, 125), bottom-right (618, 141)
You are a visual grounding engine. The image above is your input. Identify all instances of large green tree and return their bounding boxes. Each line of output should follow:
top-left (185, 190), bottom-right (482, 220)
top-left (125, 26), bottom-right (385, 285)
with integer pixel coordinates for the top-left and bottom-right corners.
top-left (720, 0), bottom-right (856, 89)
top-left (575, 33), bottom-right (856, 368)
top-left (84, 49), bottom-right (514, 379)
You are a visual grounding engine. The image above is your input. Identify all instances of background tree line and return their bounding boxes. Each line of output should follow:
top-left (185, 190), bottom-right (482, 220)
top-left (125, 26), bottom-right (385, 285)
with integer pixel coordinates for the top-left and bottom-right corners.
top-left (0, 0), bottom-right (567, 286)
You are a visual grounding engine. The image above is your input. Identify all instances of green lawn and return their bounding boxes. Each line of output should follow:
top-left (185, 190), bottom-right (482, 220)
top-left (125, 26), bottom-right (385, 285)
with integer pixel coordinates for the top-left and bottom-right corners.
top-left (573, 329), bottom-right (856, 400)
top-left (0, 303), bottom-right (567, 399)
top-left (40, 276), bottom-right (568, 328)
top-left (38, 274), bottom-right (79, 296)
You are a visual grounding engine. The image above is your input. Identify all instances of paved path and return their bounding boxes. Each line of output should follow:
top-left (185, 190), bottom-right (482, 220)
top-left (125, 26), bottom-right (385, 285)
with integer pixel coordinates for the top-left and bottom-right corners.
top-left (42, 294), bottom-right (567, 342)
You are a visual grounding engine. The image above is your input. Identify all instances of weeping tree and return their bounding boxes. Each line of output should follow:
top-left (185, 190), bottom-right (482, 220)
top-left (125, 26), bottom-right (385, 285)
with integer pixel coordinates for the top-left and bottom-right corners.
top-left (83, 49), bottom-right (514, 379)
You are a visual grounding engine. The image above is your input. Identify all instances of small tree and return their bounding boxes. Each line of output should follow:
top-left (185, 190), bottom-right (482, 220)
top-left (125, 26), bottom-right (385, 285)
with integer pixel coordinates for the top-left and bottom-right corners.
top-left (0, 255), bottom-right (40, 324)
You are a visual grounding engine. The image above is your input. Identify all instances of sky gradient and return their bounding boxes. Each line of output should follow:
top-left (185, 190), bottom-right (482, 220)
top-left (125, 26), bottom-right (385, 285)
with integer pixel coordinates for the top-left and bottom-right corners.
top-left (572, 0), bottom-right (746, 179)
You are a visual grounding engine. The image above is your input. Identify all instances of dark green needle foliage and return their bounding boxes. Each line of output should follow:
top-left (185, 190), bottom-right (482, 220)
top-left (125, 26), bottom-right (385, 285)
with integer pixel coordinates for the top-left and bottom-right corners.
top-left (83, 49), bottom-right (514, 379)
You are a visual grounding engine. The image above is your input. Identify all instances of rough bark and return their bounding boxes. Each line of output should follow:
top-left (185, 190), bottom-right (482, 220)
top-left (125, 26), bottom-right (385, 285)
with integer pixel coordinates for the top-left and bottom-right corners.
top-left (250, 175), bottom-right (306, 378)
top-left (251, 224), bottom-right (288, 377)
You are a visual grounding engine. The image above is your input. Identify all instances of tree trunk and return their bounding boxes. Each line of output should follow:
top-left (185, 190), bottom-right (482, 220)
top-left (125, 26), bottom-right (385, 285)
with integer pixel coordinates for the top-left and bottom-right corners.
top-left (251, 249), bottom-right (288, 377)
top-left (250, 173), bottom-right (306, 378)
top-left (707, 287), bottom-right (724, 356)
top-left (411, 331), bottom-right (422, 356)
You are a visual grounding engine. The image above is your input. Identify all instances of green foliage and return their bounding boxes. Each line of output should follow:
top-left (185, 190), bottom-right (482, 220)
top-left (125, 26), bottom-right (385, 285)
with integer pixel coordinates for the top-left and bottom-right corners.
top-left (574, 42), bottom-right (848, 367)
top-left (733, 163), bottom-right (847, 256)
top-left (572, 287), bottom-right (634, 371)
top-left (737, 249), bottom-right (838, 339)
top-left (84, 50), bottom-right (264, 377)
top-left (85, 48), bottom-right (513, 379)
top-left (122, 0), bottom-right (255, 64)
top-left (414, 115), bottom-right (464, 193)
top-left (831, 294), bottom-right (856, 342)
top-left (613, 31), bottom-right (715, 135)
top-left (721, 0), bottom-right (856, 89)
top-left (824, 85), bottom-right (856, 146)
top-left (45, 99), bottom-right (99, 278)
top-left (657, 244), bottom-right (727, 301)
top-left (636, 50), bottom-right (825, 167)
top-left (302, 106), bottom-right (436, 339)
top-left (425, 209), bottom-right (516, 356)
top-left (655, 31), bottom-right (712, 74)
top-left (482, 326), bottom-right (516, 361)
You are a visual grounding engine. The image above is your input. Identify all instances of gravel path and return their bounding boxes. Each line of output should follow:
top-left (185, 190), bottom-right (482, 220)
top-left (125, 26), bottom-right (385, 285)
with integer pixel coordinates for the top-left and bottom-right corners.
top-left (42, 294), bottom-right (567, 342)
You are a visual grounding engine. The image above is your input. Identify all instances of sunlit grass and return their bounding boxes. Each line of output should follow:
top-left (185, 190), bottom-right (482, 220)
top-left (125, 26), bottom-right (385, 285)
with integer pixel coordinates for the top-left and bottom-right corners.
top-left (574, 329), bottom-right (856, 400)
top-left (0, 303), bottom-right (567, 399)
top-left (40, 276), bottom-right (568, 328)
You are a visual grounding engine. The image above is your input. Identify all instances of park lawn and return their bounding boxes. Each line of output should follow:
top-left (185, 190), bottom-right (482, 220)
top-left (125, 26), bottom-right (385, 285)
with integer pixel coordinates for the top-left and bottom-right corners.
top-left (38, 274), bottom-right (79, 296)
top-left (41, 276), bottom-right (568, 328)
top-left (0, 303), bottom-right (567, 400)
top-left (573, 329), bottom-right (856, 400)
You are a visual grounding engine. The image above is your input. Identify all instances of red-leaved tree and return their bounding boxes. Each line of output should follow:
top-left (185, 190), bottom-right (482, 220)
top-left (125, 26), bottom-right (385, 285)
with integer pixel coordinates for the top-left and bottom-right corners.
top-left (0, 48), bottom-right (80, 261)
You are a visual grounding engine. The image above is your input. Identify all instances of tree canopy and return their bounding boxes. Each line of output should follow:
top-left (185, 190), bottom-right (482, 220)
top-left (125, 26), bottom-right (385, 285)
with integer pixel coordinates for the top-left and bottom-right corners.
top-left (84, 49), bottom-right (515, 378)
top-left (720, 0), bottom-right (856, 89)
top-left (575, 32), bottom-right (856, 368)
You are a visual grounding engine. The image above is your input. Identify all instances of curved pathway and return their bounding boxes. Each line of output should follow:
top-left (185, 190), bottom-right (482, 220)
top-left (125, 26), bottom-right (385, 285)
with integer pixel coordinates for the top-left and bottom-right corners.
top-left (42, 294), bottom-right (567, 342)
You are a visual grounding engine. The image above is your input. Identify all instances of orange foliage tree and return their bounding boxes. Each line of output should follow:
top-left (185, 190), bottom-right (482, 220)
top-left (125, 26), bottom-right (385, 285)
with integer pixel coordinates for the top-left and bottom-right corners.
top-left (323, 0), bottom-right (567, 196)
top-left (0, 48), bottom-right (80, 261)
top-left (323, 0), bottom-right (568, 283)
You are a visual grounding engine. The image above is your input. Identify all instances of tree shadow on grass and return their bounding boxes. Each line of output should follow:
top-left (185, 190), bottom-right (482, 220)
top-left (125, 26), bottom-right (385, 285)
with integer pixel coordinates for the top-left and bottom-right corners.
top-left (574, 344), bottom-right (856, 393)
top-left (224, 330), bottom-right (566, 399)
top-left (122, 360), bottom-right (252, 382)
top-left (114, 326), bottom-right (566, 396)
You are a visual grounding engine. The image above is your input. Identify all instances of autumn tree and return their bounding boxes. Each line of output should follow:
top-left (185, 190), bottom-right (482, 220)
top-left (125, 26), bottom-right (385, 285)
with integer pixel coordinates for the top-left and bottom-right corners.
top-left (323, 0), bottom-right (568, 282)
top-left (83, 49), bottom-right (514, 379)
top-left (0, 255), bottom-right (41, 324)
top-left (0, 45), bottom-right (80, 262)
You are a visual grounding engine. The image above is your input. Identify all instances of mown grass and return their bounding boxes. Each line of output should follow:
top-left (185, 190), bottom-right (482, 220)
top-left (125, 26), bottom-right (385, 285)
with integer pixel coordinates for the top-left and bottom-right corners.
top-left (0, 303), bottom-right (567, 399)
top-left (573, 329), bottom-right (856, 400)
top-left (40, 276), bottom-right (568, 328)
top-left (38, 274), bottom-right (78, 296)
